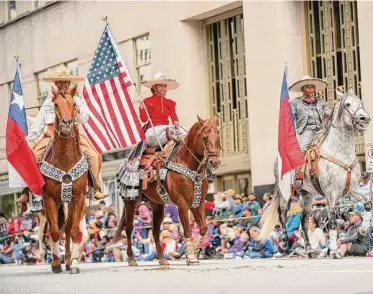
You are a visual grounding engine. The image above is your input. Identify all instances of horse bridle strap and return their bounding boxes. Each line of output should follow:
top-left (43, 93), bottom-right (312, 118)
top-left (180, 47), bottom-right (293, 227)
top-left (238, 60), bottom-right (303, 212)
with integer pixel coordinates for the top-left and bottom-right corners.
top-left (39, 155), bottom-right (88, 203)
top-left (318, 152), bottom-right (359, 194)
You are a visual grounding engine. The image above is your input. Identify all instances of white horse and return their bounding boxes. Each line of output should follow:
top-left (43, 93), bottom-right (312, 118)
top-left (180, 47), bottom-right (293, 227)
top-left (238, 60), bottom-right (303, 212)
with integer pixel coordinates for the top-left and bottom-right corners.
top-left (260, 89), bottom-right (370, 258)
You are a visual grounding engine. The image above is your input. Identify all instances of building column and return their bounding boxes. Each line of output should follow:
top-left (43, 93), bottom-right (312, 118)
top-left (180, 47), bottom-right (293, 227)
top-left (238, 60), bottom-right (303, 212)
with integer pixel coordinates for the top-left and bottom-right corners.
top-left (357, 2), bottom-right (373, 147)
top-left (242, 1), bottom-right (304, 190)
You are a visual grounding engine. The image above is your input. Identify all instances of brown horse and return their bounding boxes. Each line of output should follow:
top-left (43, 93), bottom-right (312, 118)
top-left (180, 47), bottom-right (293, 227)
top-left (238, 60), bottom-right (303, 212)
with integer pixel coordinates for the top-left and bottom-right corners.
top-left (42, 86), bottom-right (88, 274)
top-left (113, 115), bottom-right (220, 266)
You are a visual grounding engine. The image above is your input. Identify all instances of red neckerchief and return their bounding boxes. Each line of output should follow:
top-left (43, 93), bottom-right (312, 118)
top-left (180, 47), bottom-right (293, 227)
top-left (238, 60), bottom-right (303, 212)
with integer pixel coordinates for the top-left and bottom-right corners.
top-left (303, 96), bottom-right (317, 105)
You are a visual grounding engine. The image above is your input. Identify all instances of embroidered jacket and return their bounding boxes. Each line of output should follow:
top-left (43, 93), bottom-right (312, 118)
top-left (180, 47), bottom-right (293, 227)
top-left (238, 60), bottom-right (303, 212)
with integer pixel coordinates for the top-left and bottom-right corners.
top-left (139, 95), bottom-right (179, 130)
top-left (27, 95), bottom-right (89, 141)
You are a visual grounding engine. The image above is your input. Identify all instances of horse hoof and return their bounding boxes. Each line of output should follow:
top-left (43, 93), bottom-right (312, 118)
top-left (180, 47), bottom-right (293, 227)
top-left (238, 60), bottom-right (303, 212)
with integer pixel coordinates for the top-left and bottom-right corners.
top-left (186, 259), bottom-right (200, 266)
top-left (331, 252), bottom-right (342, 259)
top-left (308, 252), bottom-right (317, 259)
top-left (51, 265), bottom-right (62, 274)
top-left (159, 259), bottom-right (169, 266)
top-left (65, 264), bottom-right (71, 272)
top-left (128, 260), bottom-right (138, 267)
top-left (69, 267), bottom-right (80, 274)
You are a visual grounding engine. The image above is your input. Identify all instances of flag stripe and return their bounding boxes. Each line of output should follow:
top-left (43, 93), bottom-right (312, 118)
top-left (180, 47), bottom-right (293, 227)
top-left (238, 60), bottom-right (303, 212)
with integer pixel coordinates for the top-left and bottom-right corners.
top-left (99, 82), bottom-right (127, 147)
top-left (118, 75), bottom-right (145, 139)
top-left (82, 88), bottom-right (113, 150)
top-left (94, 84), bottom-right (121, 147)
top-left (110, 78), bottom-right (136, 144)
top-left (84, 122), bottom-right (108, 152)
top-left (84, 84), bottom-right (118, 149)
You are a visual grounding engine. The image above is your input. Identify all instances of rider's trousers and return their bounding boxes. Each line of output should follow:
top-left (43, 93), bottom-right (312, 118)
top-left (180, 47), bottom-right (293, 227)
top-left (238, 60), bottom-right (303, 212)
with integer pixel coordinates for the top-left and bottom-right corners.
top-left (31, 133), bottom-right (102, 191)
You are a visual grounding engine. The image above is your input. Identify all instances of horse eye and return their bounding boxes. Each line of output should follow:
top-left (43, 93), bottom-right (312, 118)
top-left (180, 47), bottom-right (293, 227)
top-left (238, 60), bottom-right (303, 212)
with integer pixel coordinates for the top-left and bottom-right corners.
top-left (346, 103), bottom-right (351, 107)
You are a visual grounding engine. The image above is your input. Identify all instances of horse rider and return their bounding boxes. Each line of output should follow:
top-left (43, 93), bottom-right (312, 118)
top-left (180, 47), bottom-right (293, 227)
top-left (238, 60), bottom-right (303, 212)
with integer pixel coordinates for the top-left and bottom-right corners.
top-left (17, 65), bottom-right (107, 212)
top-left (288, 75), bottom-right (331, 191)
top-left (139, 72), bottom-right (187, 146)
top-left (117, 72), bottom-right (186, 200)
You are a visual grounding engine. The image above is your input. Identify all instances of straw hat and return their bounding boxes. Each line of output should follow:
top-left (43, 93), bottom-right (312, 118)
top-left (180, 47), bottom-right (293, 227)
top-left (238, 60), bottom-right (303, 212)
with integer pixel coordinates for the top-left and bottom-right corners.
top-left (142, 72), bottom-right (180, 90)
top-left (42, 65), bottom-right (84, 82)
top-left (288, 75), bottom-right (327, 93)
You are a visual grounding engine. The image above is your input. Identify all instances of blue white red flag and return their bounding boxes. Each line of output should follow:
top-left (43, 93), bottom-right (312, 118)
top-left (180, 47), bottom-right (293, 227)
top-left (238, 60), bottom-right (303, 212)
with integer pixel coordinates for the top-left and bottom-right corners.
top-left (82, 24), bottom-right (145, 153)
top-left (6, 62), bottom-right (45, 195)
top-left (277, 65), bottom-right (305, 199)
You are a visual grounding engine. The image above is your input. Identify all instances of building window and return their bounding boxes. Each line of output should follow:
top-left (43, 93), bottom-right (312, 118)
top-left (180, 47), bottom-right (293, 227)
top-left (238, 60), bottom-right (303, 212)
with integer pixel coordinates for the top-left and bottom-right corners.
top-left (206, 13), bottom-right (248, 157)
top-left (36, 61), bottom-right (79, 106)
top-left (305, 1), bottom-right (364, 155)
top-left (305, 1), bottom-right (361, 103)
top-left (7, 0), bottom-right (16, 20)
top-left (135, 35), bottom-right (152, 97)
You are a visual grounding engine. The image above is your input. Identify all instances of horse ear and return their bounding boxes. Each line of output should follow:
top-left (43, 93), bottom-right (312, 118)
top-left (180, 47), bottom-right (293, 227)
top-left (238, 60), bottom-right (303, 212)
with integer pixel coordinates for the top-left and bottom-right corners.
top-left (69, 84), bottom-right (77, 97)
top-left (51, 86), bottom-right (58, 98)
top-left (213, 113), bottom-right (219, 125)
top-left (335, 90), bottom-right (344, 100)
top-left (197, 115), bottom-right (205, 125)
top-left (348, 88), bottom-right (355, 96)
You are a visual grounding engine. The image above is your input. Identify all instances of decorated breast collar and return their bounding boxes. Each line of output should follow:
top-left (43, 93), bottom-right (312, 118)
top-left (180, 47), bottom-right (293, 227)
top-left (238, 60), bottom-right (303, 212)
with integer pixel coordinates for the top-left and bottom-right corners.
top-left (39, 155), bottom-right (88, 202)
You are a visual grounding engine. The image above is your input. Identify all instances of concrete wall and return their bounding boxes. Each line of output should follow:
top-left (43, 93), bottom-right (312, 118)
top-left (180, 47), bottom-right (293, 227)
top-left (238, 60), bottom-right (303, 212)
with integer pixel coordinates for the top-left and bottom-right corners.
top-left (243, 1), bottom-right (304, 188)
top-left (357, 1), bottom-right (373, 149)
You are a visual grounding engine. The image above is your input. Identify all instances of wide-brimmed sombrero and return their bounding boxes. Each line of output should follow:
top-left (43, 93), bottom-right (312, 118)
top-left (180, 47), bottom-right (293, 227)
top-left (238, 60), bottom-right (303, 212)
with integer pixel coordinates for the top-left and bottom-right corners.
top-left (42, 65), bottom-right (84, 82)
top-left (288, 75), bottom-right (327, 92)
top-left (142, 72), bottom-right (180, 90)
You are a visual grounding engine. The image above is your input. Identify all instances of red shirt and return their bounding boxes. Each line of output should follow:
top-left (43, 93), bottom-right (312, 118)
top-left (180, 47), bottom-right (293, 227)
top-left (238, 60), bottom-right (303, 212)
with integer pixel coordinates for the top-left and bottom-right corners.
top-left (139, 95), bottom-right (179, 130)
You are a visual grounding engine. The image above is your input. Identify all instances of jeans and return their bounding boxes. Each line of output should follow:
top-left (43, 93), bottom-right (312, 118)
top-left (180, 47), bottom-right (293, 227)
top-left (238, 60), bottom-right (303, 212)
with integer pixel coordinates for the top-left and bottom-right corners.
top-left (244, 250), bottom-right (273, 259)
top-left (369, 227), bottom-right (373, 250)
top-left (0, 253), bottom-right (12, 264)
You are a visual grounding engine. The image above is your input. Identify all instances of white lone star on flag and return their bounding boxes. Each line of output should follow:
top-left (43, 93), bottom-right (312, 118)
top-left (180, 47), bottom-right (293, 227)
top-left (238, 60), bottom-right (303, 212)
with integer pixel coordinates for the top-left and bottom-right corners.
top-left (11, 91), bottom-right (25, 111)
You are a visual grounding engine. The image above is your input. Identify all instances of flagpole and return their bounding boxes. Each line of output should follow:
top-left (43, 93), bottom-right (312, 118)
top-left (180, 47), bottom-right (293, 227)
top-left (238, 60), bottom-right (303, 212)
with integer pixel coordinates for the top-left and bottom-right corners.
top-left (104, 18), bottom-right (164, 151)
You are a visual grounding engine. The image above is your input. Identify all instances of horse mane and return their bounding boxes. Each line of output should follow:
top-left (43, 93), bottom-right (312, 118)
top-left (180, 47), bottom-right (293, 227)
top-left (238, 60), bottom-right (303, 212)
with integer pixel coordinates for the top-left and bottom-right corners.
top-left (173, 122), bottom-right (200, 161)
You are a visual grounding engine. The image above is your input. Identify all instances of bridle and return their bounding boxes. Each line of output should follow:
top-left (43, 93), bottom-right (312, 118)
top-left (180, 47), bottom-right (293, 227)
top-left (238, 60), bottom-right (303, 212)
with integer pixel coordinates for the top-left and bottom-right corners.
top-left (185, 120), bottom-right (220, 174)
top-left (333, 95), bottom-right (367, 132)
top-left (54, 92), bottom-right (77, 138)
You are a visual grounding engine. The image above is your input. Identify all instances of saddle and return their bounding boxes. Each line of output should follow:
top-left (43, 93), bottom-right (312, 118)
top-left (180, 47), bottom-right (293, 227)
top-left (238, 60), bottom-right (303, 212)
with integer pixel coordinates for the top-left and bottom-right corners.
top-left (305, 133), bottom-right (359, 196)
top-left (140, 139), bottom-right (176, 190)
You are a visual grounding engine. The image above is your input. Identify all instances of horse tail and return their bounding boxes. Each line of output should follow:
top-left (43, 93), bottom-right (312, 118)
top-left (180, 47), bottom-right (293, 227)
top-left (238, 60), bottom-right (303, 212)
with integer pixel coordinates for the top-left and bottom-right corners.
top-left (111, 203), bottom-right (127, 244)
top-left (259, 187), bottom-right (280, 241)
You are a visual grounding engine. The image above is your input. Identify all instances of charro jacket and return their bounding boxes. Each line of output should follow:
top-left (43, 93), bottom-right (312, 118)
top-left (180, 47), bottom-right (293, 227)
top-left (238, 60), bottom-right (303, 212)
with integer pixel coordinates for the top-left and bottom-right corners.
top-left (290, 97), bottom-right (330, 135)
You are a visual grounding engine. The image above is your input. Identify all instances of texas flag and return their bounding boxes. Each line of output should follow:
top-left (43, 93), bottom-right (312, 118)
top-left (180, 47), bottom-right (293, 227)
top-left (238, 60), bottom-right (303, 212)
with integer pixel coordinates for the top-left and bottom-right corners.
top-left (277, 65), bottom-right (305, 199)
top-left (6, 62), bottom-right (45, 195)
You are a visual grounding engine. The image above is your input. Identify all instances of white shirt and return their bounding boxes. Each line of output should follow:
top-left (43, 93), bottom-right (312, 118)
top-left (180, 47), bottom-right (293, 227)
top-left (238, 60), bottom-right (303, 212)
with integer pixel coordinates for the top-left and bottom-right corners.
top-left (27, 95), bottom-right (90, 141)
top-left (307, 228), bottom-right (326, 250)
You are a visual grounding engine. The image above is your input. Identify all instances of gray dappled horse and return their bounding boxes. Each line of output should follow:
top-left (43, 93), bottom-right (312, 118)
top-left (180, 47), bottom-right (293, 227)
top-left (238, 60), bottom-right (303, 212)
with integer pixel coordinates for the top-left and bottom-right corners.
top-left (260, 89), bottom-right (370, 258)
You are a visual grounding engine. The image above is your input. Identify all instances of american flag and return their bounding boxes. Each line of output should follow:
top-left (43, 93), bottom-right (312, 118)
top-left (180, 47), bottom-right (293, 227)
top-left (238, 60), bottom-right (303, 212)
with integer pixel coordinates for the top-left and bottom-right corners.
top-left (82, 24), bottom-right (145, 153)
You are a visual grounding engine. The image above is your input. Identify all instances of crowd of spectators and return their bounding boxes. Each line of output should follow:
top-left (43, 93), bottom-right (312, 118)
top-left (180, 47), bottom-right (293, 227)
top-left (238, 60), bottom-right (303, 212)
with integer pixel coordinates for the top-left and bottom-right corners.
top-left (1, 174), bottom-right (373, 265)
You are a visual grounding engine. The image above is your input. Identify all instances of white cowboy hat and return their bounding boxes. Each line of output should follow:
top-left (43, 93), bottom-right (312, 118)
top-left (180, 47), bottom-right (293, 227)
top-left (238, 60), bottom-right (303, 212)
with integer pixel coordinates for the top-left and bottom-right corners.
top-left (142, 72), bottom-right (180, 90)
top-left (288, 75), bottom-right (327, 92)
top-left (42, 65), bottom-right (84, 82)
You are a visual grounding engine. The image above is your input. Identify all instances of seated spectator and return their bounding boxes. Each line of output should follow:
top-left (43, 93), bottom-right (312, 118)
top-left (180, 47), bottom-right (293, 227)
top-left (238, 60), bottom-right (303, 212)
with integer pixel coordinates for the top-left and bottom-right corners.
top-left (239, 207), bottom-right (259, 228)
top-left (337, 203), bottom-right (370, 257)
top-left (0, 239), bottom-right (12, 264)
top-left (245, 193), bottom-right (263, 217)
top-left (213, 191), bottom-right (235, 220)
top-left (219, 223), bottom-right (235, 253)
top-left (224, 226), bottom-right (249, 259)
top-left (0, 213), bottom-right (8, 245)
top-left (262, 193), bottom-right (272, 212)
top-left (286, 201), bottom-right (303, 245)
top-left (336, 219), bottom-right (347, 238)
top-left (244, 226), bottom-right (276, 259)
top-left (164, 204), bottom-right (179, 224)
top-left (234, 195), bottom-right (244, 217)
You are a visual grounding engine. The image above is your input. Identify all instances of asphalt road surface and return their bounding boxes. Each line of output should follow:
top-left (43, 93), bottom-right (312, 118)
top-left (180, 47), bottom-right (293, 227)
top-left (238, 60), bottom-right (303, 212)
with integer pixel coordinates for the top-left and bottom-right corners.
top-left (1, 258), bottom-right (373, 294)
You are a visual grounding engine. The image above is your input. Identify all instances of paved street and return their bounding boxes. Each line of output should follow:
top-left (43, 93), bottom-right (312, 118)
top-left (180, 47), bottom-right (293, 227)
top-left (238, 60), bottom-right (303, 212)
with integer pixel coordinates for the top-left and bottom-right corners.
top-left (1, 258), bottom-right (373, 294)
